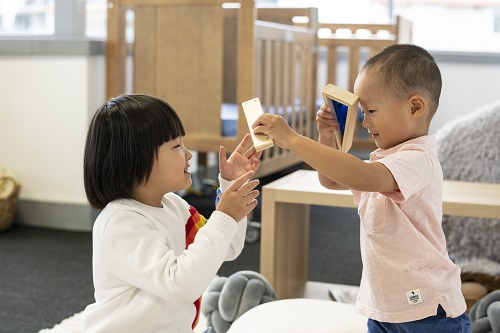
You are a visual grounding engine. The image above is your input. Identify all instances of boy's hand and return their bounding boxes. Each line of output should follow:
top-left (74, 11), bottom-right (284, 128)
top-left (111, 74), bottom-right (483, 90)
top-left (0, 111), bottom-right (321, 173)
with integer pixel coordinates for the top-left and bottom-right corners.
top-left (252, 114), bottom-right (296, 149)
top-left (220, 133), bottom-right (262, 181)
top-left (216, 171), bottom-right (259, 222)
top-left (316, 104), bottom-right (339, 139)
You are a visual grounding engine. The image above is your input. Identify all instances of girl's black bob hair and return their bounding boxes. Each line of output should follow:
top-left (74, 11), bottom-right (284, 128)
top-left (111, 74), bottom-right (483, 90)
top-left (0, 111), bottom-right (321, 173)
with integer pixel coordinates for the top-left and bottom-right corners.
top-left (83, 94), bottom-right (185, 209)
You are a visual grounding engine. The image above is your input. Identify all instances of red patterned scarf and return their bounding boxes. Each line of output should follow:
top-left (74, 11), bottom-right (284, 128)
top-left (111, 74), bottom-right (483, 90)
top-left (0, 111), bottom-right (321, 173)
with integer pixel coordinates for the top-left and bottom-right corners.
top-left (185, 205), bottom-right (207, 329)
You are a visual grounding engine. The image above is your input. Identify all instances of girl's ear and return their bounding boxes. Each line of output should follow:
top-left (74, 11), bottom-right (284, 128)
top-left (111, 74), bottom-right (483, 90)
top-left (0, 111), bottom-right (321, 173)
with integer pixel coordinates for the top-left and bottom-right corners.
top-left (408, 95), bottom-right (427, 120)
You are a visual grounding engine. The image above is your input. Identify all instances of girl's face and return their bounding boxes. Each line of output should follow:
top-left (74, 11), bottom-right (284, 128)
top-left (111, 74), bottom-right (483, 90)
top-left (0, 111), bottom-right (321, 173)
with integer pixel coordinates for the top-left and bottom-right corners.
top-left (134, 137), bottom-right (192, 207)
top-left (152, 137), bottom-right (193, 193)
top-left (354, 72), bottom-right (418, 150)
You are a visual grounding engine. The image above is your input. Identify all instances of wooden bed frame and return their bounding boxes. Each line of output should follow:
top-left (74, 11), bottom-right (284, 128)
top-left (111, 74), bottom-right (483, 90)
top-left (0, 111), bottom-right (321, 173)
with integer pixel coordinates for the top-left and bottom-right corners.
top-left (106, 1), bottom-right (318, 178)
top-left (319, 16), bottom-right (412, 92)
top-left (318, 16), bottom-right (413, 150)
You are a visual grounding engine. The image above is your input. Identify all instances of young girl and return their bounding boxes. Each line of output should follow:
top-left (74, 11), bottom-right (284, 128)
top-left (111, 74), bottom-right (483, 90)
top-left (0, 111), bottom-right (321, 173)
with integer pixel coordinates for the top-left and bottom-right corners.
top-left (82, 94), bottom-right (261, 333)
top-left (253, 44), bottom-right (471, 332)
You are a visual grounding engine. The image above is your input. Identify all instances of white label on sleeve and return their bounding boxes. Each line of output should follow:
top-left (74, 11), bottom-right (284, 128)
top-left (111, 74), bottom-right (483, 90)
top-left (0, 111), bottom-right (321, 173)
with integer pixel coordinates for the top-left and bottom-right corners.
top-left (406, 289), bottom-right (423, 305)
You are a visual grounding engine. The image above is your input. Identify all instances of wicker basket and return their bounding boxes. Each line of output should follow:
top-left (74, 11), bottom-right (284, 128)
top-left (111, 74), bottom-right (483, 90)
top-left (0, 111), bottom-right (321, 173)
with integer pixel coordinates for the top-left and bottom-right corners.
top-left (0, 171), bottom-right (21, 232)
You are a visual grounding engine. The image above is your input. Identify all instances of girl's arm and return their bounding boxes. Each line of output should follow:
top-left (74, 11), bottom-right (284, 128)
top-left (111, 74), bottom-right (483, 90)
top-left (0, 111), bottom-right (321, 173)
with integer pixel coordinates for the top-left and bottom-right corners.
top-left (215, 176), bottom-right (247, 260)
top-left (101, 209), bottom-right (239, 304)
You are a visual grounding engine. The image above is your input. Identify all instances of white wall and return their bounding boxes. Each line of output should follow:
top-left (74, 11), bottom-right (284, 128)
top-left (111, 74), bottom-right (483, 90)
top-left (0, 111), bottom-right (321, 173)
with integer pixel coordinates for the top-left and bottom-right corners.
top-left (0, 55), bottom-right (105, 205)
top-left (432, 60), bottom-right (500, 134)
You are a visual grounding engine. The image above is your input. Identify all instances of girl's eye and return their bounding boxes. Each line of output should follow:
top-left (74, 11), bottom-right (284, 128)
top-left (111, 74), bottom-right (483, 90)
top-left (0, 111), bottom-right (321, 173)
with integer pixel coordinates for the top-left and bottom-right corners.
top-left (368, 109), bottom-right (376, 114)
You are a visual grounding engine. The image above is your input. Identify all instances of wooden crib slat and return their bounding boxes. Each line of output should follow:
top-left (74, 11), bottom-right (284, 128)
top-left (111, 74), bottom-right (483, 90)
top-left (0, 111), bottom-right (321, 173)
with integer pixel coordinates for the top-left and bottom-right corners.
top-left (326, 46), bottom-right (338, 94)
top-left (263, 39), bottom-right (273, 160)
top-left (302, 41), bottom-right (313, 138)
top-left (106, 3), bottom-right (127, 98)
top-left (295, 45), bottom-right (304, 135)
top-left (235, 0), bottom-right (256, 152)
top-left (263, 40), bottom-right (273, 112)
top-left (273, 41), bottom-right (282, 117)
top-left (282, 41), bottom-right (291, 113)
top-left (288, 42), bottom-right (296, 128)
top-left (135, 7), bottom-right (157, 95)
top-left (155, 5), bottom-right (223, 139)
top-left (255, 39), bottom-right (263, 101)
top-left (348, 47), bottom-right (361, 92)
top-left (223, 9), bottom-right (238, 104)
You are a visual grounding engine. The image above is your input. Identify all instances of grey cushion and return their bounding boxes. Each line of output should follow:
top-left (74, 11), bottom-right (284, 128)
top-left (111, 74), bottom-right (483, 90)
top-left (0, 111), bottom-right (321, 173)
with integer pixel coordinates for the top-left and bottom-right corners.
top-left (470, 290), bottom-right (500, 333)
top-left (201, 270), bottom-right (276, 333)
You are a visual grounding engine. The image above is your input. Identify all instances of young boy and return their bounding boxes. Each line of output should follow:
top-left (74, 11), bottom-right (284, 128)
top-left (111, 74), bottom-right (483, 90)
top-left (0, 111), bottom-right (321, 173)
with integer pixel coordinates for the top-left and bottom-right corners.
top-left (253, 44), bottom-right (471, 332)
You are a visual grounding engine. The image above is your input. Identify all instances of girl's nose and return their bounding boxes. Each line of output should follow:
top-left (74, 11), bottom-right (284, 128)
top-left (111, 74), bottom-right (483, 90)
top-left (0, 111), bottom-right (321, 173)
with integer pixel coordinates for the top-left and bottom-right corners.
top-left (186, 148), bottom-right (193, 160)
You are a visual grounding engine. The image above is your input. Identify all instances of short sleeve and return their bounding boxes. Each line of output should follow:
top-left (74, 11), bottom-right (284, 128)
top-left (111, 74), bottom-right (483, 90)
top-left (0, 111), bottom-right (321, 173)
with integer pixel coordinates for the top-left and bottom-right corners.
top-left (351, 189), bottom-right (362, 205)
top-left (377, 145), bottom-right (435, 203)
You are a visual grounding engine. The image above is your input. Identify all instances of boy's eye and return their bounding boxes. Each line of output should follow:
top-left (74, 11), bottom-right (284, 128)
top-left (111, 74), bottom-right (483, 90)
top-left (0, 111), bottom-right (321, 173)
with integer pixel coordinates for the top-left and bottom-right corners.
top-left (368, 109), bottom-right (376, 114)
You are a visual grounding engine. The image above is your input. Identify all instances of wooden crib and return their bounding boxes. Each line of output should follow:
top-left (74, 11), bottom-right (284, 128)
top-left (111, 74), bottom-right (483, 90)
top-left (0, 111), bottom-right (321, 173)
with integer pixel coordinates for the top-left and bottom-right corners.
top-left (318, 16), bottom-right (413, 150)
top-left (106, 1), bottom-right (318, 178)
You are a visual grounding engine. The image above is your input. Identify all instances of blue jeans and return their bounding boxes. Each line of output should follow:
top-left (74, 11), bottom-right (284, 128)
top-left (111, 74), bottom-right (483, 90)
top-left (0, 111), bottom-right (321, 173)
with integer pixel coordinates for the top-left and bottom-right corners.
top-left (367, 305), bottom-right (471, 333)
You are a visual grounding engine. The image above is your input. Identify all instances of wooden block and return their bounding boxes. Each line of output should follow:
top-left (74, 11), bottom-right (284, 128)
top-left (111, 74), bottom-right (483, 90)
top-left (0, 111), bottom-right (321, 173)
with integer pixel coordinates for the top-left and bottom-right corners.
top-left (321, 84), bottom-right (359, 152)
top-left (242, 97), bottom-right (275, 152)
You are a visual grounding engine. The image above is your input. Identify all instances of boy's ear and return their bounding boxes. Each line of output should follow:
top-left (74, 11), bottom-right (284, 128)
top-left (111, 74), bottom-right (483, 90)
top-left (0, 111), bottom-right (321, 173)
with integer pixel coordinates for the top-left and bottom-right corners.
top-left (408, 95), bottom-right (427, 119)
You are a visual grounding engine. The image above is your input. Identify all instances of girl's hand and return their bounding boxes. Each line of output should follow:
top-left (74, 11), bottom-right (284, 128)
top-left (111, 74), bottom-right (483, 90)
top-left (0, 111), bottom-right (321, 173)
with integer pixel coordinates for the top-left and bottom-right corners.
top-left (252, 114), bottom-right (296, 149)
top-left (216, 171), bottom-right (259, 222)
top-left (220, 133), bottom-right (261, 181)
top-left (316, 104), bottom-right (339, 139)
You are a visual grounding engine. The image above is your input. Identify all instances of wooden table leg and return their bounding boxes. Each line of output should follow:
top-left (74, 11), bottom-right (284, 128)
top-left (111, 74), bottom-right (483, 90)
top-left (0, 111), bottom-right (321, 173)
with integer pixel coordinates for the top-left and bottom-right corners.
top-left (260, 187), bottom-right (310, 299)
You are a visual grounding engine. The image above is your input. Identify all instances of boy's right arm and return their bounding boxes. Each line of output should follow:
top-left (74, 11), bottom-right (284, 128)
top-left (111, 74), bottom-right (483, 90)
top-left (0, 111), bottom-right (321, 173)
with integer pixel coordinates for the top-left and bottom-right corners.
top-left (316, 104), bottom-right (349, 190)
top-left (253, 109), bottom-right (398, 193)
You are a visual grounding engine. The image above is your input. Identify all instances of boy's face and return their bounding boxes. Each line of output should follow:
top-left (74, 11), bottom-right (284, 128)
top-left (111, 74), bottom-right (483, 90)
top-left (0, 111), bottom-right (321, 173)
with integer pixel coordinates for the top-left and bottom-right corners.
top-left (354, 72), bottom-right (418, 149)
top-left (146, 137), bottom-right (193, 199)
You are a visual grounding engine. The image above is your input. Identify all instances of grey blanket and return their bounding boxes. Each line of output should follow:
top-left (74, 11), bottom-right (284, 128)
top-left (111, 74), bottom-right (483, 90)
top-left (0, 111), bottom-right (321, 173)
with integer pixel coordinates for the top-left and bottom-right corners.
top-left (436, 100), bottom-right (500, 275)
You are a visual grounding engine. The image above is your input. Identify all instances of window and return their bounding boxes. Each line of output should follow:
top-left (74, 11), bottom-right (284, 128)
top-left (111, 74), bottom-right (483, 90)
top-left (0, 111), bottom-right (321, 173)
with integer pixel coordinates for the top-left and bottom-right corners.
top-left (277, 0), bottom-right (500, 52)
top-left (0, 0), bottom-right (54, 35)
top-left (2, 0), bottom-right (500, 52)
top-left (0, 0), bottom-right (107, 38)
top-left (85, 0), bottom-right (106, 38)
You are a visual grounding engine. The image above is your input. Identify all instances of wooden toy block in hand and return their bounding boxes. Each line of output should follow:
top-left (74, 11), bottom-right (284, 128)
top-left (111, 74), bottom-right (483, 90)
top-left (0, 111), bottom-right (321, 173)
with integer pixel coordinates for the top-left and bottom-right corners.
top-left (242, 98), bottom-right (274, 152)
top-left (321, 84), bottom-right (359, 152)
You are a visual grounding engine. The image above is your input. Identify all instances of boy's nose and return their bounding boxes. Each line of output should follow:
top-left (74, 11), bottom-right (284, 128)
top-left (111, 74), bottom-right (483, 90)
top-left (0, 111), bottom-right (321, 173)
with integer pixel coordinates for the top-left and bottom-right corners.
top-left (362, 115), bottom-right (370, 129)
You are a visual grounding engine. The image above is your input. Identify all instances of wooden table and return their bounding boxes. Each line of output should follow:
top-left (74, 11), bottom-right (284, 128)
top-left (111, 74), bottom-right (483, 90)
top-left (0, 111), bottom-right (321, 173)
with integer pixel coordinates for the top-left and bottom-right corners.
top-left (260, 170), bottom-right (500, 299)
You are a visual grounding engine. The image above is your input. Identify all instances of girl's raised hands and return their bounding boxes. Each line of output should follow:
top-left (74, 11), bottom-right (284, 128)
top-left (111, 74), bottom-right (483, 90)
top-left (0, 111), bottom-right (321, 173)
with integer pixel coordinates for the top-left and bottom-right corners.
top-left (216, 171), bottom-right (259, 222)
top-left (219, 133), bottom-right (262, 181)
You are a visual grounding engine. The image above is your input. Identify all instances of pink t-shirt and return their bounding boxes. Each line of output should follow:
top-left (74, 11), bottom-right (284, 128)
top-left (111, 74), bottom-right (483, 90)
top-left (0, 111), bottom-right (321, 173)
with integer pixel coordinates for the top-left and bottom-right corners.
top-left (352, 135), bottom-right (466, 323)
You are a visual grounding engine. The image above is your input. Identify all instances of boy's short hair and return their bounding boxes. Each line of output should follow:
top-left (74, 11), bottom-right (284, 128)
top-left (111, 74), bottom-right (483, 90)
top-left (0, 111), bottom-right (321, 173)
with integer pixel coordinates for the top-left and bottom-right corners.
top-left (361, 44), bottom-right (442, 116)
top-left (84, 94), bottom-right (185, 209)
